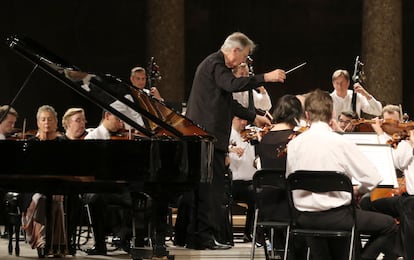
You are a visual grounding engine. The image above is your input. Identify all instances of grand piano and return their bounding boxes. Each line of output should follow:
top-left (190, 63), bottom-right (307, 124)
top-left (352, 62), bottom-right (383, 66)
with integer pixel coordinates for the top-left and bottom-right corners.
top-left (2, 35), bottom-right (215, 259)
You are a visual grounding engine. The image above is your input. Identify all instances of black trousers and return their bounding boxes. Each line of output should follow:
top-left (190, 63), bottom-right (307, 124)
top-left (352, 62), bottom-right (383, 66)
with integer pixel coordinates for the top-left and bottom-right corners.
top-left (296, 206), bottom-right (398, 260)
top-left (231, 180), bottom-right (254, 236)
top-left (186, 148), bottom-right (228, 244)
top-left (368, 194), bottom-right (414, 259)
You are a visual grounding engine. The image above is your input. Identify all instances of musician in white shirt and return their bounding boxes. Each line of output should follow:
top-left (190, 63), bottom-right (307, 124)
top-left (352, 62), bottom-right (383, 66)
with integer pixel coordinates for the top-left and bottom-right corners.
top-left (232, 63), bottom-right (272, 112)
top-left (286, 89), bottom-right (398, 260)
top-left (228, 116), bottom-right (256, 242)
top-left (130, 66), bottom-right (163, 101)
top-left (330, 69), bottom-right (382, 119)
top-left (366, 104), bottom-right (414, 259)
top-left (0, 105), bottom-right (17, 140)
top-left (84, 111), bottom-right (123, 140)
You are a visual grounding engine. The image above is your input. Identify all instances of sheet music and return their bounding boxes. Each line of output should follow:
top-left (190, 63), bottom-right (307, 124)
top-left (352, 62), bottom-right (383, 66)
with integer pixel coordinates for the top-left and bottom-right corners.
top-left (354, 144), bottom-right (398, 188)
top-left (340, 132), bottom-right (380, 144)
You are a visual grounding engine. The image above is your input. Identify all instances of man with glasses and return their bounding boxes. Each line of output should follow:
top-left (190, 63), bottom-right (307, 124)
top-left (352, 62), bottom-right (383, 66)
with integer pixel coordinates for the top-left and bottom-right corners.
top-left (183, 32), bottom-right (287, 249)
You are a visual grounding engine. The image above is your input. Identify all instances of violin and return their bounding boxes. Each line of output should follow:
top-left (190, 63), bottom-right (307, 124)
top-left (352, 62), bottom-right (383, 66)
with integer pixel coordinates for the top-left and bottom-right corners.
top-left (351, 118), bottom-right (414, 135)
top-left (240, 125), bottom-right (271, 143)
top-left (110, 128), bottom-right (147, 140)
top-left (386, 131), bottom-right (410, 148)
top-left (371, 177), bottom-right (406, 202)
top-left (276, 126), bottom-right (309, 158)
top-left (6, 128), bottom-right (37, 140)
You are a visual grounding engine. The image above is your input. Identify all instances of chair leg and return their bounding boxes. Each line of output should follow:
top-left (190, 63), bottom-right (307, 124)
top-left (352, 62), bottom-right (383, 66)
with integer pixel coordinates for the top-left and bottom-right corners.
top-left (283, 225), bottom-right (289, 260)
top-left (348, 227), bottom-right (355, 260)
top-left (250, 208), bottom-right (259, 260)
top-left (8, 223), bottom-right (12, 255)
top-left (15, 222), bottom-right (20, 256)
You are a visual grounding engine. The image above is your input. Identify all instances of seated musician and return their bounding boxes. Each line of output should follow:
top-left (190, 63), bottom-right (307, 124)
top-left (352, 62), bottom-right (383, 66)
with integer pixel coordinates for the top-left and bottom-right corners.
top-left (228, 116), bottom-right (256, 243)
top-left (83, 110), bottom-right (132, 255)
top-left (226, 62), bottom-right (272, 244)
top-left (254, 94), bottom-right (307, 258)
top-left (60, 107), bottom-right (89, 255)
top-left (130, 66), bottom-right (163, 101)
top-left (60, 107), bottom-right (88, 140)
top-left (286, 89), bottom-right (398, 260)
top-left (0, 105), bottom-right (18, 140)
top-left (336, 110), bottom-right (358, 132)
top-left (0, 105), bottom-right (18, 238)
top-left (330, 69), bottom-right (382, 119)
top-left (21, 105), bottom-right (67, 257)
top-left (362, 104), bottom-right (412, 258)
top-left (371, 104), bottom-right (401, 143)
top-left (231, 62), bottom-right (272, 113)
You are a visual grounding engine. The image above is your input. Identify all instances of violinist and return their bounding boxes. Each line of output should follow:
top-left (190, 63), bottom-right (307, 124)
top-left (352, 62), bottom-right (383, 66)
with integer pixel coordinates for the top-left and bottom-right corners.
top-left (21, 105), bottom-right (67, 257)
top-left (60, 107), bottom-right (89, 254)
top-left (371, 104), bottom-right (402, 143)
top-left (83, 110), bottom-right (131, 255)
top-left (0, 105), bottom-right (18, 140)
top-left (286, 89), bottom-right (398, 260)
top-left (228, 116), bottom-right (256, 243)
top-left (330, 69), bottom-right (382, 119)
top-left (84, 110), bottom-right (124, 140)
top-left (333, 110), bottom-right (358, 133)
top-left (232, 62), bottom-right (272, 113)
top-left (60, 107), bottom-right (88, 140)
top-left (255, 94), bottom-right (304, 169)
top-left (362, 104), bottom-right (414, 259)
top-left (28, 105), bottom-right (61, 141)
top-left (255, 94), bottom-right (307, 259)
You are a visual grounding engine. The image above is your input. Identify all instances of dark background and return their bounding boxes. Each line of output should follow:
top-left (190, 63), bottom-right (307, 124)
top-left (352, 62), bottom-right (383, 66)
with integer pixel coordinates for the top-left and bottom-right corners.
top-left (0, 0), bottom-right (413, 130)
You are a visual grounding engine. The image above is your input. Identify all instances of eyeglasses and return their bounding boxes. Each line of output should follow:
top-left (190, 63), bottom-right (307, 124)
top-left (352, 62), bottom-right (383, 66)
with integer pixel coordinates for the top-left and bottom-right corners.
top-left (338, 119), bottom-right (351, 124)
top-left (71, 118), bottom-right (87, 123)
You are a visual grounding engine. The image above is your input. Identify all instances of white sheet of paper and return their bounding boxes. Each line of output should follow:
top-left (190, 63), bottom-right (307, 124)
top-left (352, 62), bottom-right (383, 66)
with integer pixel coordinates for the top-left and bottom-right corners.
top-left (354, 144), bottom-right (398, 188)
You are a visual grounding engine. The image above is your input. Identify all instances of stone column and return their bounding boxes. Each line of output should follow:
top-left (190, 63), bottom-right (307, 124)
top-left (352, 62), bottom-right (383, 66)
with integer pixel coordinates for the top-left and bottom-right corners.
top-left (362, 0), bottom-right (402, 105)
top-left (146, 0), bottom-right (185, 104)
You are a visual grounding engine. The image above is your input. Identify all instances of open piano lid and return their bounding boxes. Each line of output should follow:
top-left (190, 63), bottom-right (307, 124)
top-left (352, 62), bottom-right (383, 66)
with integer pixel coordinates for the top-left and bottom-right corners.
top-left (6, 35), bottom-right (215, 141)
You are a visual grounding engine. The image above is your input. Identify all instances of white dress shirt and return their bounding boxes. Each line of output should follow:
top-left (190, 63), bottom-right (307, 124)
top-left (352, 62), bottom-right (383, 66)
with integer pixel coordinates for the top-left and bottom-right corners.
top-left (392, 140), bottom-right (414, 195)
top-left (232, 90), bottom-right (272, 111)
top-left (228, 128), bottom-right (256, 181)
top-left (330, 89), bottom-right (382, 118)
top-left (286, 121), bottom-right (382, 211)
top-left (84, 124), bottom-right (111, 140)
top-left (110, 94), bottom-right (144, 129)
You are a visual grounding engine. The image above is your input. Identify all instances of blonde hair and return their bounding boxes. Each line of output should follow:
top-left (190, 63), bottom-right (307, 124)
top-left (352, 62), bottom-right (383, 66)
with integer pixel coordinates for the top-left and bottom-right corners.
top-left (36, 105), bottom-right (57, 121)
top-left (130, 66), bottom-right (146, 77)
top-left (382, 105), bottom-right (401, 119)
top-left (62, 108), bottom-right (85, 130)
top-left (332, 69), bottom-right (350, 82)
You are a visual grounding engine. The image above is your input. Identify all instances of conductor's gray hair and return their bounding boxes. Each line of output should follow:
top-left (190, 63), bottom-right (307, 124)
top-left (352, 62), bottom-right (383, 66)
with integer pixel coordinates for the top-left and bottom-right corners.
top-left (220, 32), bottom-right (256, 53)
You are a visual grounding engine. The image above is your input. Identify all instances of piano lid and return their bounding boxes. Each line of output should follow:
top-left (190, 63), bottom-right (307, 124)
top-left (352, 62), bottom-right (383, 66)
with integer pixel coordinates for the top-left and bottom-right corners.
top-left (6, 35), bottom-right (215, 141)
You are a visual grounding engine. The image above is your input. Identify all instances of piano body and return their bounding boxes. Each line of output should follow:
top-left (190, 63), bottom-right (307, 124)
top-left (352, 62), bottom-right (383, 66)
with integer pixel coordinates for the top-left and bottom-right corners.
top-left (2, 35), bottom-right (215, 259)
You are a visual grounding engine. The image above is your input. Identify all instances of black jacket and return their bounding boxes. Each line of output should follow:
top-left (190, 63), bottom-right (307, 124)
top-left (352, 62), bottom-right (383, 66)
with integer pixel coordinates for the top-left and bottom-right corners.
top-left (186, 51), bottom-right (266, 151)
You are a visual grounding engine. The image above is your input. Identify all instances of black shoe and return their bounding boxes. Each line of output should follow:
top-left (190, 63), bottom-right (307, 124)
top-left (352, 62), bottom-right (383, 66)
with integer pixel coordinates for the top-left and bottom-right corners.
top-left (86, 246), bottom-right (107, 255)
top-left (187, 239), bottom-right (232, 250)
top-left (243, 234), bottom-right (253, 242)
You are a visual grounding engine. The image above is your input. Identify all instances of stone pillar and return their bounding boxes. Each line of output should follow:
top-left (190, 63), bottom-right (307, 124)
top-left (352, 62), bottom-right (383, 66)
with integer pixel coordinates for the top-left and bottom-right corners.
top-left (146, 0), bottom-right (185, 104)
top-left (362, 0), bottom-right (402, 106)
